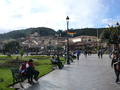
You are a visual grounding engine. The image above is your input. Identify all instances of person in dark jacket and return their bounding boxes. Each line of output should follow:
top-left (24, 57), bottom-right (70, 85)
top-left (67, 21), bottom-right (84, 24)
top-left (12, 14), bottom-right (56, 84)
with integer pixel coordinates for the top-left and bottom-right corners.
top-left (26, 59), bottom-right (39, 84)
top-left (51, 56), bottom-right (63, 69)
top-left (111, 54), bottom-right (120, 83)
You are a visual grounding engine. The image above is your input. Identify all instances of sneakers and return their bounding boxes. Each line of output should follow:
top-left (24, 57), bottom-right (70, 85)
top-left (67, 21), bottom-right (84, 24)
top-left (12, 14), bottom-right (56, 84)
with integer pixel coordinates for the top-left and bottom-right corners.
top-left (116, 79), bottom-right (119, 83)
top-left (28, 81), bottom-right (35, 84)
top-left (59, 67), bottom-right (62, 69)
top-left (34, 78), bottom-right (38, 81)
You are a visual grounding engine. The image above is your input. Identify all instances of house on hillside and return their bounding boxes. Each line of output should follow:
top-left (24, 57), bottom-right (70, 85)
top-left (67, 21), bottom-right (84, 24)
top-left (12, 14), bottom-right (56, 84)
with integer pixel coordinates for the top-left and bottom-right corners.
top-left (20, 32), bottom-right (66, 54)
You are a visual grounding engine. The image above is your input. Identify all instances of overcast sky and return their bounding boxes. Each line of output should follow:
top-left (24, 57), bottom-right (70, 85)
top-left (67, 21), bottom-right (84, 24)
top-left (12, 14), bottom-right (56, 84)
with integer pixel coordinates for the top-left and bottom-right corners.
top-left (0, 0), bottom-right (120, 34)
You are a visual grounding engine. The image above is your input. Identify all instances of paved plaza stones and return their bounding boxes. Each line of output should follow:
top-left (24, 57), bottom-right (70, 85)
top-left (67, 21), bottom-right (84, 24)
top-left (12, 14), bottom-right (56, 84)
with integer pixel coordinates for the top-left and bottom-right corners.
top-left (20, 54), bottom-right (120, 90)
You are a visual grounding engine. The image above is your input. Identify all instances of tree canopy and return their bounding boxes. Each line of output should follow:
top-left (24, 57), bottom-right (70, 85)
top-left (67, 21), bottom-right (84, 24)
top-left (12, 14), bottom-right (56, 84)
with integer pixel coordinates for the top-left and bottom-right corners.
top-left (3, 41), bottom-right (20, 54)
top-left (100, 24), bottom-right (120, 45)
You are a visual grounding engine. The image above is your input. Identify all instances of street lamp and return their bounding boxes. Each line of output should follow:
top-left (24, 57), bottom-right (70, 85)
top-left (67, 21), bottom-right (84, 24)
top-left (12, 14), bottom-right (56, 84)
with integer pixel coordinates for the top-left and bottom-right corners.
top-left (49, 38), bottom-right (51, 56)
top-left (66, 16), bottom-right (70, 64)
top-left (97, 28), bottom-right (99, 50)
top-left (116, 22), bottom-right (119, 53)
top-left (55, 33), bottom-right (61, 57)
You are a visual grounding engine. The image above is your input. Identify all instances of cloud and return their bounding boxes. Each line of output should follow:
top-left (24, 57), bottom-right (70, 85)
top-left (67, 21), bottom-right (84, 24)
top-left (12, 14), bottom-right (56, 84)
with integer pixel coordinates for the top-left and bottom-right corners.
top-left (0, 0), bottom-right (120, 34)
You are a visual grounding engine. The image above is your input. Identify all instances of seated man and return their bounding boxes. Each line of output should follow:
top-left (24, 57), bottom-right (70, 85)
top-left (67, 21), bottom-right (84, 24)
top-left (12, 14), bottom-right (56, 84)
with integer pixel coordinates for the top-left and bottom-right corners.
top-left (51, 56), bottom-right (64, 69)
top-left (26, 59), bottom-right (39, 83)
top-left (19, 59), bottom-right (39, 84)
top-left (19, 61), bottom-right (33, 84)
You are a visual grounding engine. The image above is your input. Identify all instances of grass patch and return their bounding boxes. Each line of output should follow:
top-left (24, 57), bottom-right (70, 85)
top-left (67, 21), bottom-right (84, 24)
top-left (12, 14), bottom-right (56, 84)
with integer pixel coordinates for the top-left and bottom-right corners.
top-left (24, 55), bottom-right (51, 60)
top-left (0, 55), bottom-right (13, 60)
top-left (0, 68), bottom-right (13, 90)
top-left (0, 55), bottom-right (66, 90)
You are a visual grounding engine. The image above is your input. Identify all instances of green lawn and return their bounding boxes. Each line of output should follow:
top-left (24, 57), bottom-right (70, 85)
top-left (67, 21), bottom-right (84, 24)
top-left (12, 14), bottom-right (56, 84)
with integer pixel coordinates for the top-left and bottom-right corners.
top-left (0, 55), bottom-right (66, 90)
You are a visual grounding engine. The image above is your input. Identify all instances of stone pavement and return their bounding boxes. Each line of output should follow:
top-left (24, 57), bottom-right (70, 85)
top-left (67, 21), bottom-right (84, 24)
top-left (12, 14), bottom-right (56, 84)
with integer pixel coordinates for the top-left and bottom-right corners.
top-left (22, 54), bottom-right (120, 90)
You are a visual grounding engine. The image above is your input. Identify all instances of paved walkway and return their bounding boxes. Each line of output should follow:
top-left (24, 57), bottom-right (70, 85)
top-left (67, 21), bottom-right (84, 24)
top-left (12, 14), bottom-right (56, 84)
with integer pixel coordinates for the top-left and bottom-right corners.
top-left (23, 54), bottom-right (120, 90)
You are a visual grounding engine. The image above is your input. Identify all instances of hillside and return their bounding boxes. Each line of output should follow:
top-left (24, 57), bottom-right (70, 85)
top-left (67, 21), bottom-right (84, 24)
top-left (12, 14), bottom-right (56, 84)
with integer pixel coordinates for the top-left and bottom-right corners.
top-left (0, 27), bottom-right (105, 40)
top-left (0, 27), bottom-right (56, 40)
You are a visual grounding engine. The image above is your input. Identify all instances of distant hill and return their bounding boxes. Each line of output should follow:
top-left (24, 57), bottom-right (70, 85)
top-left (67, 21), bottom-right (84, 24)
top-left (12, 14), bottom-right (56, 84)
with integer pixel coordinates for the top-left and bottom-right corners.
top-left (0, 27), bottom-right (56, 40)
top-left (0, 27), bottom-right (105, 40)
top-left (72, 28), bottom-right (104, 37)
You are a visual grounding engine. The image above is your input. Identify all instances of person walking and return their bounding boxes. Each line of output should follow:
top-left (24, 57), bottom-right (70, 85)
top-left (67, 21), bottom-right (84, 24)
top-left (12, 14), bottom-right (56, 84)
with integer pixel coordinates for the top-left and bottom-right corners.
top-left (98, 50), bottom-right (100, 58)
top-left (98, 50), bottom-right (103, 58)
top-left (109, 51), bottom-right (113, 59)
top-left (84, 50), bottom-right (87, 57)
top-left (76, 50), bottom-right (81, 60)
top-left (111, 54), bottom-right (120, 83)
top-left (100, 50), bottom-right (103, 58)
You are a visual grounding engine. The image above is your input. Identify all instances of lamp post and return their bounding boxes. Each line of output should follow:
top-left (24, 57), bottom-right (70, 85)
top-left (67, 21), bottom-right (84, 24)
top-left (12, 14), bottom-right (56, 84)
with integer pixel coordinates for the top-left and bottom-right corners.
top-left (55, 33), bottom-right (61, 57)
top-left (66, 16), bottom-right (70, 64)
top-left (49, 38), bottom-right (51, 56)
top-left (116, 22), bottom-right (119, 53)
top-left (97, 28), bottom-right (99, 50)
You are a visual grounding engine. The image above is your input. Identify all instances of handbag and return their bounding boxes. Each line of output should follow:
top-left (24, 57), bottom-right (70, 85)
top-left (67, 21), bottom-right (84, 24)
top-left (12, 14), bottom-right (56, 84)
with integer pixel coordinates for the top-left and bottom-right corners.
top-left (116, 62), bottom-right (120, 71)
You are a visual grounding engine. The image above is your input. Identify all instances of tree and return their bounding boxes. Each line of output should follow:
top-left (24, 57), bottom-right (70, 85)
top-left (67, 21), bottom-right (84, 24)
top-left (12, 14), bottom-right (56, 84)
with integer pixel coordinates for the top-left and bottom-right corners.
top-left (19, 49), bottom-right (25, 58)
top-left (100, 24), bottom-right (120, 52)
top-left (100, 26), bottom-right (117, 45)
top-left (3, 41), bottom-right (20, 54)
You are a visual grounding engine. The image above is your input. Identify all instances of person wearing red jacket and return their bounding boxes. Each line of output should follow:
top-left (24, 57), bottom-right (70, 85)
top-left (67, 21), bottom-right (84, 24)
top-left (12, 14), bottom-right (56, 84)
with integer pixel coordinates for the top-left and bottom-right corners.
top-left (19, 62), bottom-right (27, 76)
